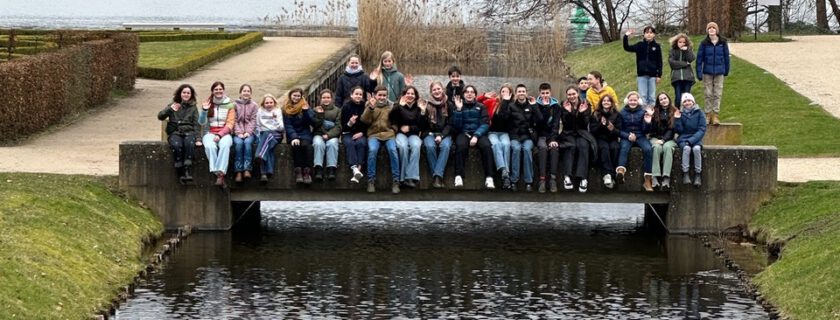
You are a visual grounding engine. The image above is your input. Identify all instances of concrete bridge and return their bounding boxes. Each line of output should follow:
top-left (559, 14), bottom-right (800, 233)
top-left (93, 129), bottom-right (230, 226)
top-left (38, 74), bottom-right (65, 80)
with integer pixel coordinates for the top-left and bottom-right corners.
top-left (119, 141), bottom-right (777, 234)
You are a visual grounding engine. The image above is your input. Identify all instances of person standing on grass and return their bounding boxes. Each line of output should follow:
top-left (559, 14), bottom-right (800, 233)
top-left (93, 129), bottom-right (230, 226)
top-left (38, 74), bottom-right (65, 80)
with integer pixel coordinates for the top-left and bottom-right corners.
top-left (623, 26), bottom-right (663, 107)
top-left (390, 86), bottom-right (427, 189)
top-left (361, 85), bottom-right (401, 194)
top-left (282, 88), bottom-right (315, 185)
top-left (450, 85), bottom-right (495, 190)
top-left (445, 65), bottom-right (464, 103)
top-left (615, 91), bottom-right (654, 192)
top-left (199, 81), bottom-right (236, 188)
top-left (590, 94), bottom-right (622, 190)
top-left (674, 93), bottom-right (707, 187)
top-left (696, 21), bottom-right (730, 126)
top-left (423, 81), bottom-right (452, 189)
top-left (312, 89), bottom-right (342, 181)
top-left (649, 92), bottom-right (679, 191)
top-left (369, 51), bottom-right (412, 103)
top-left (232, 84), bottom-right (258, 183)
top-left (534, 83), bottom-right (561, 193)
top-left (340, 86), bottom-right (369, 184)
top-left (158, 84), bottom-right (199, 184)
top-left (586, 71), bottom-right (619, 112)
top-left (335, 54), bottom-right (375, 109)
top-left (254, 94), bottom-right (284, 182)
top-left (668, 33), bottom-right (695, 105)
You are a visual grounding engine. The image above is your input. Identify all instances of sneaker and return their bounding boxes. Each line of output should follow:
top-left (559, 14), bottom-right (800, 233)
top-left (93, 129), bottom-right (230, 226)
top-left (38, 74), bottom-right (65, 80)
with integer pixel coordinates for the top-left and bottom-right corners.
top-left (525, 184), bottom-right (533, 192)
top-left (326, 167), bottom-right (336, 181)
top-left (454, 175), bottom-right (464, 187)
top-left (616, 167), bottom-right (626, 184)
top-left (579, 179), bottom-right (588, 193)
top-left (367, 180), bottom-right (376, 193)
top-left (661, 176), bottom-right (671, 191)
top-left (294, 167), bottom-right (303, 183)
top-left (302, 167), bottom-right (313, 184)
top-left (392, 180), bottom-right (401, 194)
top-left (538, 180), bottom-right (546, 193)
top-left (603, 174), bottom-right (614, 189)
top-left (549, 176), bottom-right (558, 193)
top-left (652, 176), bottom-right (660, 189)
top-left (693, 173), bottom-right (702, 188)
top-left (403, 179), bottom-right (417, 188)
top-left (683, 172), bottom-right (692, 185)
top-left (314, 166), bottom-right (324, 180)
top-left (234, 172), bottom-right (243, 182)
top-left (260, 174), bottom-right (269, 182)
top-left (563, 176), bottom-right (573, 190)
top-left (510, 183), bottom-right (518, 192)
top-left (432, 176), bottom-right (444, 188)
top-left (351, 166), bottom-right (363, 183)
top-left (485, 177), bottom-right (496, 189)
top-left (501, 169), bottom-right (511, 189)
top-left (243, 170), bottom-right (252, 179)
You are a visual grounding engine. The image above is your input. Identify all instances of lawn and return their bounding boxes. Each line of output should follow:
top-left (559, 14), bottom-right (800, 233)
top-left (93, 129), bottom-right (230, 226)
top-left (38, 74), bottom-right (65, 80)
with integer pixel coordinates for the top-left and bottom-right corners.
top-left (0, 173), bottom-right (163, 319)
top-left (564, 36), bottom-right (840, 157)
top-left (750, 181), bottom-right (840, 320)
top-left (139, 39), bottom-right (228, 69)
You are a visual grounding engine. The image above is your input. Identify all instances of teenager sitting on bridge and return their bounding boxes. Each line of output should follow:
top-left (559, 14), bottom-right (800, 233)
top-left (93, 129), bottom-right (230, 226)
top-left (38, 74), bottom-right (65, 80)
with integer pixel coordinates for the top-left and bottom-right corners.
top-left (390, 86), bottom-right (427, 189)
top-left (158, 84), bottom-right (199, 184)
top-left (361, 85), bottom-right (401, 194)
top-left (674, 93), bottom-right (707, 187)
top-left (199, 81), bottom-right (237, 188)
top-left (450, 85), bottom-right (495, 189)
top-left (232, 84), bottom-right (258, 183)
top-left (590, 94), bottom-right (622, 190)
top-left (312, 89), bottom-right (342, 181)
top-left (534, 83), bottom-right (561, 193)
top-left (649, 92), bottom-right (679, 191)
top-left (282, 88), bottom-right (315, 185)
top-left (254, 94), bottom-right (284, 183)
top-left (554, 85), bottom-right (596, 193)
top-left (484, 84), bottom-right (513, 189)
top-left (507, 84), bottom-right (542, 192)
top-left (340, 86), bottom-right (368, 184)
top-left (423, 81), bottom-right (452, 189)
top-left (615, 91), bottom-right (654, 192)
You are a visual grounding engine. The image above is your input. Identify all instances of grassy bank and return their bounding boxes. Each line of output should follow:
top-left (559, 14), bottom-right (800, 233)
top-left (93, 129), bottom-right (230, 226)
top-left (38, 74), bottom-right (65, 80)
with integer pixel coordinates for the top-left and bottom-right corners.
top-left (0, 173), bottom-right (163, 319)
top-left (564, 36), bottom-right (840, 157)
top-left (750, 181), bottom-right (840, 320)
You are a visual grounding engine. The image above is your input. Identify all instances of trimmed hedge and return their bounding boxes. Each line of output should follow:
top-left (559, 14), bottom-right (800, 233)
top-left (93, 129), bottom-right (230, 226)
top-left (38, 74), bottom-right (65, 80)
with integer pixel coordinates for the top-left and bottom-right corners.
top-left (137, 32), bottom-right (246, 42)
top-left (0, 33), bottom-right (138, 143)
top-left (137, 31), bottom-right (262, 80)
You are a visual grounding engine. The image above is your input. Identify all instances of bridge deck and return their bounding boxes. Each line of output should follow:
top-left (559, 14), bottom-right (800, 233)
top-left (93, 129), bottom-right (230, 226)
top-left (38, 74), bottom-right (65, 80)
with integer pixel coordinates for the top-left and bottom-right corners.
top-left (230, 189), bottom-right (671, 203)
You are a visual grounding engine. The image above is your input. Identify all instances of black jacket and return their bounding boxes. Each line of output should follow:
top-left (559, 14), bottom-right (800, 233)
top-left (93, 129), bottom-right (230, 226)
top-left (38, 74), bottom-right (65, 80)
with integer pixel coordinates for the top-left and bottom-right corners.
top-left (623, 35), bottom-right (663, 77)
top-left (389, 101), bottom-right (427, 136)
top-left (158, 102), bottom-right (199, 136)
top-left (590, 108), bottom-right (622, 141)
top-left (335, 71), bottom-right (375, 109)
top-left (535, 97), bottom-right (560, 138)
top-left (340, 99), bottom-right (368, 136)
top-left (649, 106), bottom-right (676, 141)
top-left (488, 99), bottom-right (512, 133)
top-left (508, 99), bottom-right (543, 141)
top-left (426, 100), bottom-right (451, 137)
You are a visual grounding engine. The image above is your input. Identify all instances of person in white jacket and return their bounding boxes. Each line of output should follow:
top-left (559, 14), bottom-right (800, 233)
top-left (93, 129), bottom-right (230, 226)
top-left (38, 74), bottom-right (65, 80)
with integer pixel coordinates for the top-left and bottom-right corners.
top-left (254, 94), bottom-right (285, 182)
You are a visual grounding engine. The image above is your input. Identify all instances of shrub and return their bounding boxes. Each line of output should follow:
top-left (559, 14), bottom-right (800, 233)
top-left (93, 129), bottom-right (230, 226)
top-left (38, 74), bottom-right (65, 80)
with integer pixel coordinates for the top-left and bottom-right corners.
top-left (137, 32), bottom-right (262, 79)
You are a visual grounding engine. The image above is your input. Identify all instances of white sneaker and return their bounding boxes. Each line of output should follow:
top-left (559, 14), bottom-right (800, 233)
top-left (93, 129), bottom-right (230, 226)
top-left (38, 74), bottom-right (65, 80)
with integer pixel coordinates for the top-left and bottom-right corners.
top-left (563, 176), bottom-right (573, 190)
top-left (351, 166), bottom-right (363, 183)
top-left (485, 177), bottom-right (495, 189)
top-left (579, 179), bottom-right (588, 193)
top-left (454, 175), bottom-right (464, 187)
top-left (603, 174), bottom-right (614, 189)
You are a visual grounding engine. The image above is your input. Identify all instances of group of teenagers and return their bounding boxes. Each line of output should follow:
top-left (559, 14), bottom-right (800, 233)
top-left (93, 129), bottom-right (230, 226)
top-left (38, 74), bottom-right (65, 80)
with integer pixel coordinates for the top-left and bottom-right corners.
top-left (158, 21), bottom-right (730, 194)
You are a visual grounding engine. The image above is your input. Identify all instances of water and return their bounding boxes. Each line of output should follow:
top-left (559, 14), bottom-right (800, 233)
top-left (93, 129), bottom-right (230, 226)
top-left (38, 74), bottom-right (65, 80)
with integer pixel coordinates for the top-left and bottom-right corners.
top-left (116, 202), bottom-right (768, 319)
top-left (0, 0), bottom-right (353, 29)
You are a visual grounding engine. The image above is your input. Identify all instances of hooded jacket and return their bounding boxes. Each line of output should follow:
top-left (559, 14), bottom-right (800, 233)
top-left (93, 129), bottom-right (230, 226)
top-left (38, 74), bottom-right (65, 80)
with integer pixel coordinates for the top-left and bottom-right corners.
top-left (283, 108), bottom-right (315, 142)
top-left (378, 67), bottom-right (406, 102)
top-left (448, 100), bottom-right (489, 137)
top-left (589, 107), bottom-right (622, 142)
top-left (158, 101), bottom-right (199, 136)
top-left (618, 105), bottom-right (651, 140)
top-left (312, 104), bottom-right (342, 139)
top-left (488, 98), bottom-right (512, 133)
top-left (361, 99), bottom-right (395, 140)
top-left (675, 103), bottom-right (707, 146)
top-left (233, 98), bottom-right (258, 136)
top-left (425, 99), bottom-right (451, 137)
top-left (649, 105), bottom-right (677, 141)
top-left (669, 46), bottom-right (696, 83)
top-left (535, 97), bottom-right (560, 138)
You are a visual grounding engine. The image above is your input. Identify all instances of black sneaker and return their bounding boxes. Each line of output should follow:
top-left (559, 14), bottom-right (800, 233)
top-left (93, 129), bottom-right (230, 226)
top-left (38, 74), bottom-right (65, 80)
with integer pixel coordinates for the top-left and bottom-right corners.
top-left (501, 169), bottom-right (512, 190)
top-left (510, 183), bottom-right (518, 192)
top-left (525, 184), bottom-right (533, 192)
top-left (326, 167), bottom-right (337, 181)
top-left (314, 166), bottom-right (324, 180)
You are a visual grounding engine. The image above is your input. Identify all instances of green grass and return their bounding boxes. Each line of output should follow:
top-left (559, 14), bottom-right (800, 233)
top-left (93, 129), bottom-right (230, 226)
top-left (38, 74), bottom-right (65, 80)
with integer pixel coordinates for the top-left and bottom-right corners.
top-left (0, 173), bottom-right (163, 319)
top-left (564, 36), bottom-right (840, 157)
top-left (735, 33), bottom-right (792, 43)
top-left (138, 39), bottom-right (228, 69)
top-left (750, 181), bottom-right (840, 320)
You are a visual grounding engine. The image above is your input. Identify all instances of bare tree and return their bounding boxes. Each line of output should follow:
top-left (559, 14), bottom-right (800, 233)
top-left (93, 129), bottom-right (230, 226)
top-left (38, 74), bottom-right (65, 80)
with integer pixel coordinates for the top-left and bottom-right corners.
top-left (817, 0), bottom-right (829, 30)
top-left (829, 0), bottom-right (840, 28)
top-left (635, 0), bottom-right (688, 31)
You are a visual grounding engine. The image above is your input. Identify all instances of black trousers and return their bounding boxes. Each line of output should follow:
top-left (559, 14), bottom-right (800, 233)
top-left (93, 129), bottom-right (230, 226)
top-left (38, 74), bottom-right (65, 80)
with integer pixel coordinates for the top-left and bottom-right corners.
top-left (596, 138), bottom-right (620, 175)
top-left (168, 133), bottom-right (196, 167)
top-left (453, 134), bottom-right (494, 177)
top-left (561, 136), bottom-right (591, 179)
top-left (536, 136), bottom-right (559, 178)
top-left (291, 139), bottom-right (314, 168)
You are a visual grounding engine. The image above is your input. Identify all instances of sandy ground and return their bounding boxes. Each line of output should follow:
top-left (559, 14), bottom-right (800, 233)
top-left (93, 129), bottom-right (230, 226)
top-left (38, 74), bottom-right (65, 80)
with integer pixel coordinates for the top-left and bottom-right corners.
top-left (0, 37), bottom-right (350, 175)
top-left (730, 35), bottom-right (840, 182)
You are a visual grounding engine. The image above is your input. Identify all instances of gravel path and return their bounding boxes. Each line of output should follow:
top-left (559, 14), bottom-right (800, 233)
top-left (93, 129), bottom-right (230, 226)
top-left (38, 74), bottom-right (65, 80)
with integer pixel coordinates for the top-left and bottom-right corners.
top-left (0, 37), bottom-right (350, 175)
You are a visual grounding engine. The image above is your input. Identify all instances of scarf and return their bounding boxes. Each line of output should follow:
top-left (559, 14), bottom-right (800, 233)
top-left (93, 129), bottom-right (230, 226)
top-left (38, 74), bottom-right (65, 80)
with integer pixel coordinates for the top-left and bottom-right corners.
top-left (427, 94), bottom-right (448, 124)
top-left (345, 65), bottom-right (363, 74)
top-left (283, 97), bottom-right (308, 116)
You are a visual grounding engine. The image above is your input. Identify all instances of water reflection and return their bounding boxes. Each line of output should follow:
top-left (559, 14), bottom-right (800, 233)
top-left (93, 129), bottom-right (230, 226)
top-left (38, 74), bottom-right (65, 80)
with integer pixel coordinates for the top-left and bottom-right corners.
top-left (117, 202), bottom-right (767, 319)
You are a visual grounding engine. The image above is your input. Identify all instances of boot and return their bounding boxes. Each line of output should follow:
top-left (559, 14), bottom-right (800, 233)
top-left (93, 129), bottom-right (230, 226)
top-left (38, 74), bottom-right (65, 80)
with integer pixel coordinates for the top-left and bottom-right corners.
top-left (683, 171), bottom-right (692, 185)
top-left (234, 172), bottom-right (243, 182)
top-left (260, 174), bottom-right (269, 183)
top-left (643, 174), bottom-right (654, 192)
top-left (705, 112), bottom-right (711, 125)
top-left (616, 167), bottom-right (626, 184)
top-left (243, 170), bottom-right (252, 179)
top-left (652, 176), bottom-right (660, 189)
top-left (694, 172), bottom-right (702, 187)
top-left (294, 167), bottom-right (303, 183)
top-left (712, 112), bottom-right (721, 126)
top-left (314, 166), bottom-right (324, 180)
top-left (549, 175), bottom-right (558, 193)
top-left (214, 172), bottom-right (226, 188)
top-left (432, 176), bottom-right (444, 188)
top-left (326, 167), bottom-right (337, 181)
top-left (303, 167), bottom-right (313, 184)
top-left (367, 180), bottom-right (376, 193)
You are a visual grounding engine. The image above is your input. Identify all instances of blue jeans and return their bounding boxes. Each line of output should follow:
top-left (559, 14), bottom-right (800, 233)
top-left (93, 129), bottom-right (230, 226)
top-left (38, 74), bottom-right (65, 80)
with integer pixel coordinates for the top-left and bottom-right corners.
top-left (510, 139), bottom-right (534, 183)
top-left (487, 132), bottom-right (510, 171)
top-left (367, 138), bottom-right (399, 181)
top-left (673, 80), bottom-right (693, 105)
top-left (342, 133), bottom-right (367, 168)
top-left (313, 135), bottom-right (339, 168)
top-left (423, 135), bottom-right (452, 178)
top-left (637, 76), bottom-right (657, 106)
top-left (233, 135), bottom-right (255, 172)
top-left (202, 133), bottom-right (233, 174)
top-left (618, 137), bottom-right (653, 174)
top-left (256, 131), bottom-right (281, 175)
top-left (395, 133), bottom-right (422, 181)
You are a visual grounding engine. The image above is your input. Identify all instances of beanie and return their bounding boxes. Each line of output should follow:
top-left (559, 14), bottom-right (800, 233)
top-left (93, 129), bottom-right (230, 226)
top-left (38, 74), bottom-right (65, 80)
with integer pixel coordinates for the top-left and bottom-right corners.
top-left (706, 22), bottom-right (719, 32)
top-left (681, 93), bottom-right (695, 104)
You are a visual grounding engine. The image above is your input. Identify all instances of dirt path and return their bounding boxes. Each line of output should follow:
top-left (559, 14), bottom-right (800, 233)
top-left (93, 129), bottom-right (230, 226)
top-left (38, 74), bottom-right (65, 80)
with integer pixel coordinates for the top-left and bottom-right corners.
top-left (729, 35), bottom-right (840, 182)
top-left (0, 37), bottom-right (350, 176)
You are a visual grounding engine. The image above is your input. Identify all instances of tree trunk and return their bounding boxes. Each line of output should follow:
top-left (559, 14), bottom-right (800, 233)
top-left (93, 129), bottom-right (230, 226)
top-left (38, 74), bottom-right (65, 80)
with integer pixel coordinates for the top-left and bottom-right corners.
top-left (604, 0), bottom-right (619, 41)
top-left (588, 0), bottom-right (612, 43)
top-left (817, 0), bottom-right (829, 30)
top-left (767, 5), bottom-right (781, 32)
top-left (828, 0), bottom-right (840, 29)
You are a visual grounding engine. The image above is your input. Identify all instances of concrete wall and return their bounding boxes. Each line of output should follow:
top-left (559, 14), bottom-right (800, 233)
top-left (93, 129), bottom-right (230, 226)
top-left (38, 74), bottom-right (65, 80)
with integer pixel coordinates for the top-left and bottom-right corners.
top-left (704, 123), bottom-right (742, 145)
top-left (119, 141), bottom-right (776, 233)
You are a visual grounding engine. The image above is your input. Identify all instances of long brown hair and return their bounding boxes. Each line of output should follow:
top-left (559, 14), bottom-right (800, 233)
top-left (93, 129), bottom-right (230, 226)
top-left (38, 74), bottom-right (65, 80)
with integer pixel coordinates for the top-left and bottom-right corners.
top-left (207, 81), bottom-right (225, 118)
top-left (652, 92), bottom-right (678, 128)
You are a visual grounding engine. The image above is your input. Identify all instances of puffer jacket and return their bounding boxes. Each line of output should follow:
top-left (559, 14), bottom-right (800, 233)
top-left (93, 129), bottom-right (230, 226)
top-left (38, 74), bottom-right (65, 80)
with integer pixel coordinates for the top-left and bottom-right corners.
top-left (488, 98), bottom-right (512, 133)
top-left (283, 108), bottom-right (315, 142)
top-left (448, 100), bottom-right (489, 137)
top-left (696, 36), bottom-right (730, 78)
top-left (389, 101), bottom-right (427, 136)
top-left (335, 70), bottom-right (375, 108)
top-left (313, 104), bottom-right (342, 139)
top-left (340, 99), bottom-right (368, 136)
top-left (618, 105), bottom-right (651, 140)
top-left (675, 104), bottom-right (707, 146)
top-left (508, 99), bottom-right (542, 141)
top-left (669, 47), bottom-right (696, 83)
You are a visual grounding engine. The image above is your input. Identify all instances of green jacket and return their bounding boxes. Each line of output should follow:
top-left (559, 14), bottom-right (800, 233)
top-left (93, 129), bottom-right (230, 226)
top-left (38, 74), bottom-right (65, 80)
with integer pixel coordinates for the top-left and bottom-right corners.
top-left (312, 104), bottom-right (342, 139)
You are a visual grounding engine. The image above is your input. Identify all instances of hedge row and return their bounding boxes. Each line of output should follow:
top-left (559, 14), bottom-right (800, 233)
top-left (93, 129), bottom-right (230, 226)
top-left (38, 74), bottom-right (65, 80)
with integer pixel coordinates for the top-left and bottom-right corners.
top-left (137, 32), bottom-right (263, 80)
top-left (0, 33), bottom-right (138, 143)
top-left (137, 32), bottom-right (245, 42)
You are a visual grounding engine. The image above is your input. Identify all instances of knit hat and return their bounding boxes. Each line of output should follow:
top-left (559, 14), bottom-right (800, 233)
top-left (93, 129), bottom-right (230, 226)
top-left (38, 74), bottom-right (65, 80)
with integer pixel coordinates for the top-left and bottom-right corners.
top-left (706, 22), bottom-right (719, 32)
top-left (681, 93), bottom-right (695, 104)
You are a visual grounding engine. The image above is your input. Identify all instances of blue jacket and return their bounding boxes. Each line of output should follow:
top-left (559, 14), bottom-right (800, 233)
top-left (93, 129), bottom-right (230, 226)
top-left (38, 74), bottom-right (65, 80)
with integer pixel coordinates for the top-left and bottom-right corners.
top-left (623, 35), bottom-right (663, 77)
top-left (674, 105), bottom-right (707, 146)
top-left (696, 37), bottom-right (730, 79)
top-left (618, 105), bottom-right (651, 140)
top-left (449, 100), bottom-right (489, 137)
top-left (283, 109), bottom-right (315, 142)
